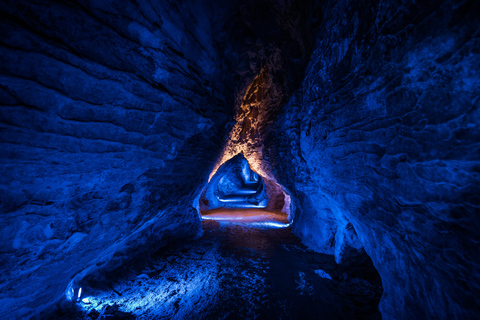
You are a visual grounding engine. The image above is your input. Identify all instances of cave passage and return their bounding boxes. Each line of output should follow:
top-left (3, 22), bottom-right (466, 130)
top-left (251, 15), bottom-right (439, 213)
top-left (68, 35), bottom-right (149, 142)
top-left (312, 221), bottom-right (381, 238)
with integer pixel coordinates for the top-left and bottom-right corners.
top-left (1, 0), bottom-right (478, 318)
top-left (199, 154), bottom-right (291, 226)
top-left (71, 220), bottom-right (382, 319)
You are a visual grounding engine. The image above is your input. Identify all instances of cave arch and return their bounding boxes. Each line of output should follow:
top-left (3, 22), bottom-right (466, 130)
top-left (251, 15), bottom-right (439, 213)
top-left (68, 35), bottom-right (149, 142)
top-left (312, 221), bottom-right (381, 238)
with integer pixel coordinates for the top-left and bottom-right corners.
top-left (197, 153), bottom-right (292, 225)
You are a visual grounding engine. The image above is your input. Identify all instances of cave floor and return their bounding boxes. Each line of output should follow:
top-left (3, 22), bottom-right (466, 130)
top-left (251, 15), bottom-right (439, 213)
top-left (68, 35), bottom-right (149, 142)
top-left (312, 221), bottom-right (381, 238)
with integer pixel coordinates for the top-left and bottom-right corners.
top-left (71, 217), bottom-right (382, 320)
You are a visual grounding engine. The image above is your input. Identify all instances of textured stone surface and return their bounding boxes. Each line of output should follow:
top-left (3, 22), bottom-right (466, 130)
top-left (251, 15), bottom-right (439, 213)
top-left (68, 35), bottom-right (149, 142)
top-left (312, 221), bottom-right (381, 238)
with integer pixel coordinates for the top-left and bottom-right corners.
top-left (0, 0), bottom-right (236, 318)
top-left (46, 220), bottom-right (382, 319)
top-left (204, 0), bottom-right (320, 216)
top-left (264, 0), bottom-right (480, 318)
top-left (200, 154), bottom-right (269, 210)
top-left (0, 1), bottom-right (320, 318)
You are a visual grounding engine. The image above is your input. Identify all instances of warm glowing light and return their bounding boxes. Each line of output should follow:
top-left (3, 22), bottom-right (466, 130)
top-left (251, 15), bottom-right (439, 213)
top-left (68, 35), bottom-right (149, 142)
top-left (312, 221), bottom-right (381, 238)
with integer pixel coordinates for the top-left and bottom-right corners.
top-left (206, 65), bottom-right (292, 219)
top-left (208, 68), bottom-right (269, 181)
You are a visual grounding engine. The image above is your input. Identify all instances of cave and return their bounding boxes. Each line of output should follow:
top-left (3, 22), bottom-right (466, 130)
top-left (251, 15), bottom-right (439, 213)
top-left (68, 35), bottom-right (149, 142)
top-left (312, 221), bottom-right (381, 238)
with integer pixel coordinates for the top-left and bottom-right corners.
top-left (0, 0), bottom-right (479, 319)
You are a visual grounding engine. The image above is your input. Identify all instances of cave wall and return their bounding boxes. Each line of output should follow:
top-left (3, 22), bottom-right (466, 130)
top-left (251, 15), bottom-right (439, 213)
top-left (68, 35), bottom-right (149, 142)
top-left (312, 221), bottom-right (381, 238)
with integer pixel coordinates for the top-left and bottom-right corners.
top-left (265, 0), bottom-right (480, 318)
top-left (0, 0), bottom-right (237, 318)
top-left (0, 0), bottom-right (323, 318)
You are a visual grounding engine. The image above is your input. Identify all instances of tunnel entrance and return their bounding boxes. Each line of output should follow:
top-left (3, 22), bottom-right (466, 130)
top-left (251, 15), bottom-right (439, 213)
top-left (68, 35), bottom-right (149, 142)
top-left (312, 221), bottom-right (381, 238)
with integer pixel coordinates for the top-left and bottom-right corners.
top-left (198, 153), bottom-right (290, 227)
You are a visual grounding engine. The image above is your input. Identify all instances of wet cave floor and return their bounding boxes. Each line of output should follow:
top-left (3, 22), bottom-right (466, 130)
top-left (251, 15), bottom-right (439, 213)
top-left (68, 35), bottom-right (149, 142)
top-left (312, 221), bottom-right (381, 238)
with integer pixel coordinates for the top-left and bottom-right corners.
top-left (63, 213), bottom-right (383, 320)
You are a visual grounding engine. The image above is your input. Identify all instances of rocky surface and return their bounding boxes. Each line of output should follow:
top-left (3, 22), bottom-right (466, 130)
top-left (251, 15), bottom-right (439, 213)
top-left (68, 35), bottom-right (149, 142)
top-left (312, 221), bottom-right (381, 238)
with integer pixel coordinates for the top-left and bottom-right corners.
top-left (0, 0), bottom-right (319, 318)
top-left (264, 0), bottom-right (480, 318)
top-left (0, 0), bottom-right (237, 318)
top-left (200, 154), bottom-right (269, 210)
top-left (46, 220), bottom-right (382, 320)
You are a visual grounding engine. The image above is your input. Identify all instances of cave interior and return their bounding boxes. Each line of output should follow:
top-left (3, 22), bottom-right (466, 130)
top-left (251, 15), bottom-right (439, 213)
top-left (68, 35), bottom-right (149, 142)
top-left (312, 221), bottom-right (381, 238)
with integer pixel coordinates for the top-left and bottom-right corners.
top-left (0, 0), bottom-right (479, 319)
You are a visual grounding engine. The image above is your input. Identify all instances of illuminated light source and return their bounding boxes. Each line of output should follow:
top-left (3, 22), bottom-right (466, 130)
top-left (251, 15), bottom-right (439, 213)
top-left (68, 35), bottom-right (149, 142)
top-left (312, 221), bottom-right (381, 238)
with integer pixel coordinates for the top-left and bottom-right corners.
top-left (65, 285), bottom-right (83, 302)
top-left (66, 286), bottom-right (74, 301)
top-left (201, 209), bottom-right (290, 228)
top-left (202, 215), bottom-right (290, 228)
top-left (250, 221), bottom-right (291, 228)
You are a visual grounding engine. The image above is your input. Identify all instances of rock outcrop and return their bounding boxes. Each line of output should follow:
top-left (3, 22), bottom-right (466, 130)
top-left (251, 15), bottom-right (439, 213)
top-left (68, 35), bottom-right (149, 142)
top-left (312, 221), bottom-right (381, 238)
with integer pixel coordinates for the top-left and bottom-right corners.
top-left (200, 154), bottom-right (269, 210)
top-left (264, 0), bottom-right (480, 318)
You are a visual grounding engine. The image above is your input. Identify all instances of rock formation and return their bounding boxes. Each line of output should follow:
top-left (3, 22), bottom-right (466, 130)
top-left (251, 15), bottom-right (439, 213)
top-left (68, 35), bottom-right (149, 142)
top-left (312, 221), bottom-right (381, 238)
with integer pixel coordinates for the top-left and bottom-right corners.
top-left (264, 1), bottom-right (480, 318)
top-left (200, 154), bottom-right (269, 210)
top-left (0, 0), bottom-right (478, 319)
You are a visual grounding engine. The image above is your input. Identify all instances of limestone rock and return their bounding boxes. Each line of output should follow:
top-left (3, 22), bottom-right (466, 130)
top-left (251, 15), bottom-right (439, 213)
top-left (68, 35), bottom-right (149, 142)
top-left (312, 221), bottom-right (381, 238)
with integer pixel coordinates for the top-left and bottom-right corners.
top-left (200, 153), bottom-right (268, 210)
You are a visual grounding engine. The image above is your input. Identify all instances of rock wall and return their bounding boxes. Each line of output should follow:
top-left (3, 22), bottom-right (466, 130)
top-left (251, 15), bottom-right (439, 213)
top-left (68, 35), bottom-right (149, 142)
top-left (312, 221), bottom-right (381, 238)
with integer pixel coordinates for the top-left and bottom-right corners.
top-left (0, 0), bottom-right (236, 318)
top-left (265, 0), bottom-right (480, 318)
top-left (0, 0), bottom-right (322, 318)
top-left (204, 0), bottom-right (321, 217)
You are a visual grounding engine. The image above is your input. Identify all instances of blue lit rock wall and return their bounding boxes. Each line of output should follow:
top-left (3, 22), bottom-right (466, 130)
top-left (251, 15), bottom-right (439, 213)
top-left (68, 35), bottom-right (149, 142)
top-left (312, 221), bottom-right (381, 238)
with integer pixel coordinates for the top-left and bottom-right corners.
top-left (0, 0), bottom-right (319, 318)
top-left (265, 0), bottom-right (480, 318)
top-left (0, 1), bottom-right (235, 318)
